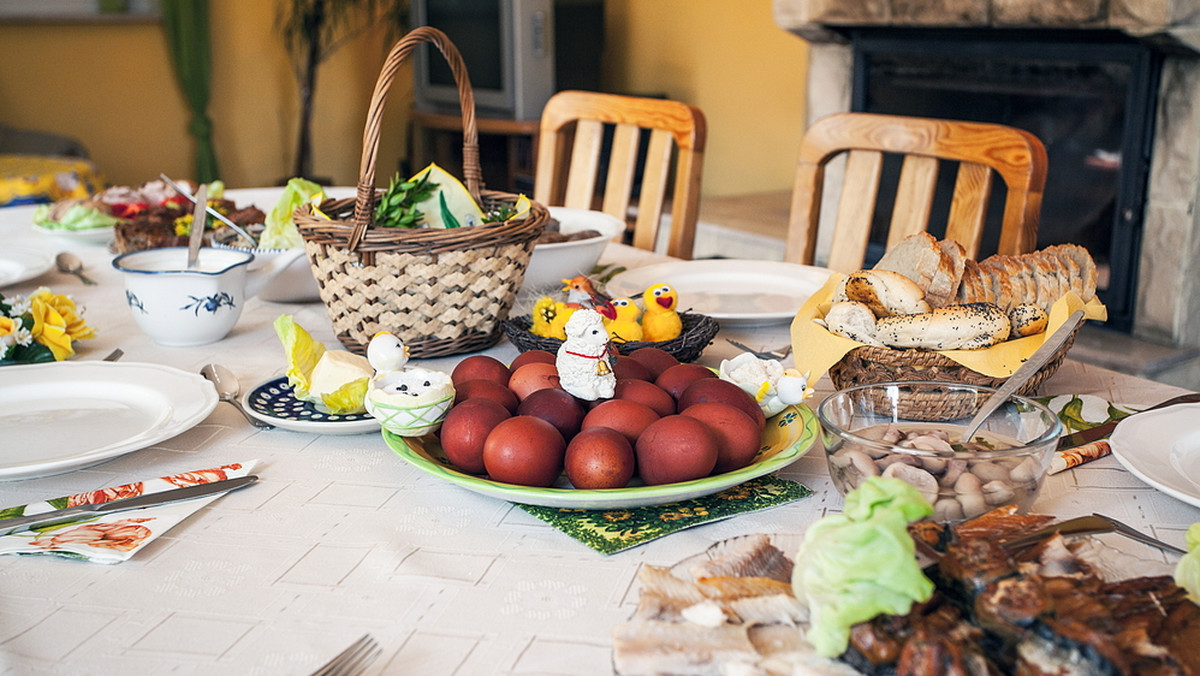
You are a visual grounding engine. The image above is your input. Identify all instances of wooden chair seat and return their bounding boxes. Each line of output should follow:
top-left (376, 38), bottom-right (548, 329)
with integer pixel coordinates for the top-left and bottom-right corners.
top-left (784, 112), bottom-right (1048, 272)
top-left (534, 90), bottom-right (706, 260)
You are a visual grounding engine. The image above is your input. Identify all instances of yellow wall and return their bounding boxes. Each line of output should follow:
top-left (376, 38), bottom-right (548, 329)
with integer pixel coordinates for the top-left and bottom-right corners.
top-left (605, 0), bottom-right (808, 196)
top-left (0, 1), bottom-right (806, 196)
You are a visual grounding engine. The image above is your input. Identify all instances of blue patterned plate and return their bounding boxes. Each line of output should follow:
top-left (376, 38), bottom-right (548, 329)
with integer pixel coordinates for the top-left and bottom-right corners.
top-left (242, 377), bottom-right (379, 435)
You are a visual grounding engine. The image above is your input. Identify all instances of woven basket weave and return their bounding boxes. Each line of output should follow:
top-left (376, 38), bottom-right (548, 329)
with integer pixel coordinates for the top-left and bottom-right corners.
top-left (501, 313), bottom-right (720, 364)
top-left (828, 322), bottom-right (1080, 398)
top-left (294, 27), bottom-right (547, 359)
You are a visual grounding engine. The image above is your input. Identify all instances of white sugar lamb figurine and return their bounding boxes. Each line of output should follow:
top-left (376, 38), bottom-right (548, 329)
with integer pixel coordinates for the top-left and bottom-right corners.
top-left (556, 309), bottom-right (616, 401)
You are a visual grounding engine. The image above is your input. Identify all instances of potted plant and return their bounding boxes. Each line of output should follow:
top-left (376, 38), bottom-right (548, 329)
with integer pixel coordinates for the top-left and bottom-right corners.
top-left (277, 0), bottom-right (408, 182)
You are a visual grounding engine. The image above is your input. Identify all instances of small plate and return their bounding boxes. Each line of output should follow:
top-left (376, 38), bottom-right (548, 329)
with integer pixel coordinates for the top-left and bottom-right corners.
top-left (32, 223), bottom-right (114, 246)
top-left (1110, 402), bottom-right (1200, 508)
top-left (0, 246), bottom-right (54, 288)
top-left (384, 404), bottom-right (820, 509)
top-left (605, 259), bottom-right (835, 326)
top-left (242, 377), bottom-right (380, 435)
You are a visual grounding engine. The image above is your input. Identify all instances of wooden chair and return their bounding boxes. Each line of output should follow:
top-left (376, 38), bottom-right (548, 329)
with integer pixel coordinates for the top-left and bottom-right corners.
top-left (534, 90), bottom-right (706, 260)
top-left (784, 112), bottom-right (1048, 272)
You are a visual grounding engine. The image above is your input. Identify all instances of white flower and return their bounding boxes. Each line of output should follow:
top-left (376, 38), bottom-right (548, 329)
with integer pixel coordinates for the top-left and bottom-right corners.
top-left (13, 326), bottom-right (33, 347)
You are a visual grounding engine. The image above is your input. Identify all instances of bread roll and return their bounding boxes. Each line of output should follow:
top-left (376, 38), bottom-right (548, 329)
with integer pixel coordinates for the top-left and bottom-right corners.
top-left (1009, 303), bottom-right (1049, 337)
top-left (822, 301), bottom-right (885, 346)
top-left (875, 302), bottom-right (1012, 350)
top-left (843, 269), bottom-right (931, 318)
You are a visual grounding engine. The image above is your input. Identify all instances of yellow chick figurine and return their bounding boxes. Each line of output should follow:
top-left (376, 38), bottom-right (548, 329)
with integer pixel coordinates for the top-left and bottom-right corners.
top-left (641, 283), bottom-right (682, 342)
top-left (531, 296), bottom-right (572, 340)
top-left (604, 297), bottom-right (643, 343)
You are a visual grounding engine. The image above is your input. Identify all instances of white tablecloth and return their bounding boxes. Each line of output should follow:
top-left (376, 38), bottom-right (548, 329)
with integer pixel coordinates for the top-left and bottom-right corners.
top-left (1, 198), bottom-right (1197, 674)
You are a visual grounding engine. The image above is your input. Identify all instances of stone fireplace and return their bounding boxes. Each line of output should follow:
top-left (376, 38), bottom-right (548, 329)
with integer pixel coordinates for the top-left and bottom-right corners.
top-left (773, 0), bottom-right (1200, 351)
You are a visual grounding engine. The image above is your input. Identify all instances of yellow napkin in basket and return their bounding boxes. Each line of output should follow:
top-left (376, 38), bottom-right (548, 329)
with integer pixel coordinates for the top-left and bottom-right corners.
top-left (790, 273), bottom-right (1108, 382)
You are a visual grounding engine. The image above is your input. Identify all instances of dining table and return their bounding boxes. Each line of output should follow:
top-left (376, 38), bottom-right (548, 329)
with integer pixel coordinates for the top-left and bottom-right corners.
top-left (1, 191), bottom-right (1198, 675)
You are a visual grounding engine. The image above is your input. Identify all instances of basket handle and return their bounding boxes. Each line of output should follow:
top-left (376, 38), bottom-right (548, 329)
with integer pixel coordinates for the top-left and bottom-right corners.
top-left (350, 26), bottom-right (483, 249)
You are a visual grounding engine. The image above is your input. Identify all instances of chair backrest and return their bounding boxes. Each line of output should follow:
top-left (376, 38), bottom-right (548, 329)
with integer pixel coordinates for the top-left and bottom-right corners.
top-left (784, 112), bottom-right (1047, 272)
top-left (534, 90), bottom-right (706, 260)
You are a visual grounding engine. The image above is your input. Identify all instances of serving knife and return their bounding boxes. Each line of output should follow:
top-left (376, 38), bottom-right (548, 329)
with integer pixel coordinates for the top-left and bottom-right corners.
top-left (1056, 392), bottom-right (1200, 450)
top-left (186, 183), bottom-right (207, 269)
top-left (0, 475), bottom-right (258, 537)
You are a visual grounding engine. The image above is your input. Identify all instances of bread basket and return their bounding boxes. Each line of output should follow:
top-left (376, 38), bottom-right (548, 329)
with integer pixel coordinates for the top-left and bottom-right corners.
top-left (827, 325), bottom-right (1080, 397)
top-left (293, 27), bottom-right (547, 359)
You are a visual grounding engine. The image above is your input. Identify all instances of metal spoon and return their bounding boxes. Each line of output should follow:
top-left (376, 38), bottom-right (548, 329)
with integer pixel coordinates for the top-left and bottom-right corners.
top-left (55, 252), bottom-right (97, 285)
top-left (200, 364), bottom-right (273, 430)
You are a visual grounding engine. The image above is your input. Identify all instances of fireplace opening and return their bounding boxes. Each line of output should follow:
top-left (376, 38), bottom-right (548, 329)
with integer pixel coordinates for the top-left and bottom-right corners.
top-left (844, 28), bottom-right (1162, 332)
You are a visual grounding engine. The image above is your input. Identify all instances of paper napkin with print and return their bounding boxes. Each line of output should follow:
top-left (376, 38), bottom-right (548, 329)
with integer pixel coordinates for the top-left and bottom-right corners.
top-left (520, 475), bottom-right (812, 555)
top-left (1036, 394), bottom-right (1140, 474)
top-left (0, 461), bottom-right (257, 564)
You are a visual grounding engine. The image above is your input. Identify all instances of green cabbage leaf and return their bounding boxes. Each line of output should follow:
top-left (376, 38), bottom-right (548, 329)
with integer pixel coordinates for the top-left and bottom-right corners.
top-left (260, 177), bottom-right (323, 250)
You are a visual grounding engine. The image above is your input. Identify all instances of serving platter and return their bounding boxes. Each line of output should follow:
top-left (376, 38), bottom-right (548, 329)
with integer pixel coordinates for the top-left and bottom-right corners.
top-left (242, 376), bottom-right (379, 435)
top-left (0, 246), bottom-right (54, 288)
top-left (0, 361), bottom-right (217, 480)
top-left (1109, 402), bottom-right (1200, 509)
top-left (384, 404), bottom-right (819, 509)
top-left (605, 259), bottom-right (835, 326)
top-left (31, 223), bottom-right (114, 246)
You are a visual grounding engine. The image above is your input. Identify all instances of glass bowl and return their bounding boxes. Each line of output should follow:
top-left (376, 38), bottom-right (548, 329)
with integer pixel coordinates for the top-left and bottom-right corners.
top-left (817, 381), bottom-right (1062, 520)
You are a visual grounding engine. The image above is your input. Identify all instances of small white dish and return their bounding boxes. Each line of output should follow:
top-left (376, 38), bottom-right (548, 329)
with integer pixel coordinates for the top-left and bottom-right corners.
top-left (0, 246), bottom-right (54, 288)
top-left (32, 223), bottom-right (115, 246)
top-left (1109, 402), bottom-right (1200, 508)
top-left (242, 376), bottom-right (380, 435)
top-left (606, 259), bottom-right (835, 326)
top-left (0, 361), bottom-right (217, 480)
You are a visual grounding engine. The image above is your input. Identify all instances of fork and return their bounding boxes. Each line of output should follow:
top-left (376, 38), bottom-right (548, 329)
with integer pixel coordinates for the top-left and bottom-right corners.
top-left (310, 634), bottom-right (381, 676)
top-left (1002, 513), bottom-right (1187, 556)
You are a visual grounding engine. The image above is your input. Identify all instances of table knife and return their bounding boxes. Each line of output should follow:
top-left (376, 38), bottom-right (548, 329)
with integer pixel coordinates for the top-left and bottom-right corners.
top-left (1055, 392), bottom-right (1200, 450)
top-left (0, 475), bottom-right (258, 537)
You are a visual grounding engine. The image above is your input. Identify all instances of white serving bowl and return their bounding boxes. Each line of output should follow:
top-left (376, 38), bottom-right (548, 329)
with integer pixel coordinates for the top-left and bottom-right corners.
top-left (519, 207), bottom-right (625, 293)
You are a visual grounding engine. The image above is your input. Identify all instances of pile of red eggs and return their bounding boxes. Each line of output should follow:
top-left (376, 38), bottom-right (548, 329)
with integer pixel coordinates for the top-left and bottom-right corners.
top-left (438, 347), bottom-right (769, 489)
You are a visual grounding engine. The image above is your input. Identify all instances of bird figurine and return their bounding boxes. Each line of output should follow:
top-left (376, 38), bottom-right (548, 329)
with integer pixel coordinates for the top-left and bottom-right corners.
top-left (562, 275), bottom-right (611, 310)
top-left (717, 352), bottom-right (813, 417)
top-left (640, 283), bottom-right (682, 342)
top-left (556, 309), bottom-right (617, 401)
top-left (603, 297), bottom-right (644, 343)
top-left (530, 296), bottom-right (572, 340)
top-left (367, 331), bottom-right (410, 375)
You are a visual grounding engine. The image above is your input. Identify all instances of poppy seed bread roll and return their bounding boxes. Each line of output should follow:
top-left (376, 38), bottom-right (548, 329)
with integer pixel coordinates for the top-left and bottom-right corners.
top-left (1008, 303), bottom-right (1049, 337)
top-left (875, 302), bottom-right (1012, 350)
top-left (844, 269), bottom-right (931, 318)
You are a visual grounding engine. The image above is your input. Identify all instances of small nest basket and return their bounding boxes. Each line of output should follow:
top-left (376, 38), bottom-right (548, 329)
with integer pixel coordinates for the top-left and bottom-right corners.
top-left (501, 312), bottom-right (720, 364)
top-left (294, 27), bottom-right (547, 359)
top-left (828, 322), bottom-right (1081, 399)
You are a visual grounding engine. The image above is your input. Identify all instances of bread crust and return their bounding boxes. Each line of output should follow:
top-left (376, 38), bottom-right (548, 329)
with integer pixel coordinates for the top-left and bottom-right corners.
top-left (1009, 303), bottom-right (1049, 337)
top-left (843, 269), bottom-right (931, 317)
top-left (874, 302), bottom-right (1012, 350)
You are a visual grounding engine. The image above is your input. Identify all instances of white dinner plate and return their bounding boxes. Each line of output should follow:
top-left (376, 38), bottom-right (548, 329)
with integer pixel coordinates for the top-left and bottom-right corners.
top-left (0, 361), bottom-right (218, 480)
top-left (605, 259), bottom-right (835, 326)
top-left (0, 247), bottom-right (54, 288)
top-left (242, 376), bottom-right (380, 435)
top-left (1109, 402), bottom-right (1200, 508)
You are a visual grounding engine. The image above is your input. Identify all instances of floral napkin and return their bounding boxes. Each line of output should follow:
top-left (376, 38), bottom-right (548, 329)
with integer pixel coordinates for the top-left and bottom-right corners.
top-left (1037, 395), bottom-right (1141, 474)
top-left (0, 461), bottom-right (257, 564)
top-left (519, 475), bottom-right (812, 555)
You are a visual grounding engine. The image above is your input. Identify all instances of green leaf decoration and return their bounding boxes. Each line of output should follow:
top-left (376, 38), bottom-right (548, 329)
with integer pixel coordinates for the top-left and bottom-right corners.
top-left (439, 192), bottom-right (461, 229)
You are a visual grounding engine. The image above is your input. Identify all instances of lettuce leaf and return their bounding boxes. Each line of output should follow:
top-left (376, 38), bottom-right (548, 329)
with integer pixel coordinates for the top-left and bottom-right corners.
top-left (319, 376), bottom-right (370, 414)
top-left (273, 314), bottom-right (325, 401)
top-left (792, 477), bottom-right (935, 657)
top-left (260, 177), bottom-right (323, 250)
top-left (1175, 522), bottom-right (1200, 604)
top-left (32, 203), bottom-right (121, 231)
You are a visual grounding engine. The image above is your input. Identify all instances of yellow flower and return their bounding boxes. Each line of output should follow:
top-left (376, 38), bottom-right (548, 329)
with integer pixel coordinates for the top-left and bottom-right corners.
top-left (28, 287), bottom-right (96, 360)
top-left (0, 315), bottom-right (14, 338)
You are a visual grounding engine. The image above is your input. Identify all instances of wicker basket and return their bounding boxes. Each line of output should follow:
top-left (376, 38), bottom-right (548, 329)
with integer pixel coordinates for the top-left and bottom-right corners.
top-left (828, 322), bottom-right (1081, 398)
top-left (293, 27), bottom-right (547, 359)
top-left (501, 313), bottom-right (720, 364)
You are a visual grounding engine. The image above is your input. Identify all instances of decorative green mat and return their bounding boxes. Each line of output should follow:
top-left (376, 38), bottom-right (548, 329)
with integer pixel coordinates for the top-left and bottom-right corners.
top-left (519, 475), bottom-right (812, 554)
